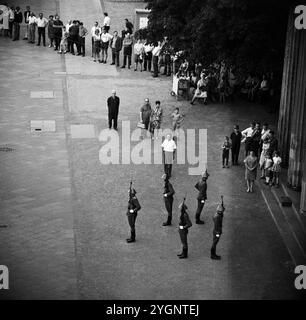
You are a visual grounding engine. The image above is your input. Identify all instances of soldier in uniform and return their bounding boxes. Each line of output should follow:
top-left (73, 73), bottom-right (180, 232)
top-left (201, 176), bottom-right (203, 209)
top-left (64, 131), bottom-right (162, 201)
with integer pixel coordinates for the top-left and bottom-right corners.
top-left (177, 199), bottom-right (192, 259)
top-left (211, 196), bottom-right (225, 260)
top-left (194, 170), bottom-right (209, 224)
top-left (126, 184), bottom-right (141, 243)
top-left (162, 174), bottom-right (175, 226)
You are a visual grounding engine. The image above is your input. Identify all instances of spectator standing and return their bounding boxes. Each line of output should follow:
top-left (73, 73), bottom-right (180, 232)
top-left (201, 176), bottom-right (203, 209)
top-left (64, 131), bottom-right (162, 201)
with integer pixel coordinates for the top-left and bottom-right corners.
top-left (161, 36), bottom-right (172, 76)
top-left (268, 131), bottom-right (278, 155)
top-left (23, 6), bottom-right (31, 40)
top-left (171, 107), bottom-right (184, 136)
top-left (65, 20), bottom-right (73, 52)
top-left (28, 12), bottom-right (36, 44)
top-left (125, 18), bottom-right (133, 34)
top-left (69, 20), bottom-right (80, 55)
top-left (134, 39), bottom-right (144, 72)
top-left (222, 136), bottom-right (231, 168)
top-left (12, 6), bottom-right (22, 41)
top-left (251, 122), bottom-right (261, 157)
top-left (272, 151), bottom-right (282, 187)
top-left (244, 150), bottom-right (258, 193)
top-left (107, 90), bottom-right (120, 130)
top-left (161, 134), bottom-right (177, 179)
top-left (53, 15), bottom-right (63, 51)
top-left (149, 101), bottom-right (163, 139)
top-left (190, 73), bottom-right (208, 105)
top-left (241, 122), bottom-right (255, 157)
top-left (121, 33), bottom-right (133, 68)
top-left (8, 6), bottom-right (14, 38)
top-left (78, 22), bottom-right (88, 57)
top-left (47, 15), bottom-right (55, 47)
top-left (100, 27), bottom-right (112, 63)
top-left (139, 98), bottom-right (152, 131)
top-left (103, 12), bottom-right (110, 32)
top-left (259, 138), bottom-right (270, 178)
top-left (58, 26), bottom-right (69, 54)
top-left (36, 13), bottom-right (48, 46)
top-left (110, 31), bottom-right (122, 67)
top-left (230, 125), bottom-right (242, 165)
top-left (92, 28), bottom-right (101, 62)
top-left (91, 22), bottom-right (100, 57)
top-left (143, 41), bottom-right (153, 72)
top-left (152, 41), bottom-right (162, 77)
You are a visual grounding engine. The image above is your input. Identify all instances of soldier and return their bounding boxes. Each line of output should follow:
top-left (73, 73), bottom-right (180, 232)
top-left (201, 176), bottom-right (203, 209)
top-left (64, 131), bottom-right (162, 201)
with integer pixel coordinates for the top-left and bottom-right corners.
top-left (194, 170), bottom-right (209, 224)
top-left (211, 196), bottom-right (225, 260)
top-left (162, 174), bottom-right (175, 226)
top-left (177, 198), bottom-right (192, 259)
top-left (126, 183), bottom-right (141, 243)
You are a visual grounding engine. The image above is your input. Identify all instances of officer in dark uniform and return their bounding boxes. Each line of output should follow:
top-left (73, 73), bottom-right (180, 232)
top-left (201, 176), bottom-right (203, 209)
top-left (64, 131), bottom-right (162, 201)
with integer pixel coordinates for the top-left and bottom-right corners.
top-left (107, 89), bottom-right (120, 130)
top-left (126, 185), bottom-right (141, 243)
top-left (162, 174), bottom-right (175, 226)
top-left (211, 197), bottom-right (225, 260)
top-left (177, 199), bottom-right (192, 259)
top-left (194, 170), bottom-right (209, 224)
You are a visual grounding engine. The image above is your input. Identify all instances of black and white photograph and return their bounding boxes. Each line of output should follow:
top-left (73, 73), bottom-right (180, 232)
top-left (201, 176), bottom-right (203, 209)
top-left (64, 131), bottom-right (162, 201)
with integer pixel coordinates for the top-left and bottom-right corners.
top-left (0, 0), bottom-right (305, 309)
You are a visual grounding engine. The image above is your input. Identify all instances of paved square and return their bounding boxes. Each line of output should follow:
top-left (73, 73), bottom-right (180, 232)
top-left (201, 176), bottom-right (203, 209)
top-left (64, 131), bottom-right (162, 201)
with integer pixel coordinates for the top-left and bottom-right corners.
top-left (30, 91), bottom-right (54, 99)
top-left (70, 124), bottom-right (95, 138)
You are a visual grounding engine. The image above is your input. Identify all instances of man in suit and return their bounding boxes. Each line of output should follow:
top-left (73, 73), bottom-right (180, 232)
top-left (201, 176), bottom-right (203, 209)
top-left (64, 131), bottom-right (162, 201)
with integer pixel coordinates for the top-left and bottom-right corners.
top-left (68, 20), bottom-right (80, 55)
top-left (110, 31), bottom-right (122, 67)
top-left (162, 174), bottom-right (175, 226)
top-left (211, 198), bottom-right (225, 260)
top-left (230, 125), bottom-right (242, 165)
top-left (194, 170), bottom-right (209, 224)
top-left (126, 186), bottom-right (141, 243)
top-left (23, 6), bottom-right (31, 40)
top-left (107, 90), bottom-right (120, 130)
top-left (178, 199), bottom-right (192, 259)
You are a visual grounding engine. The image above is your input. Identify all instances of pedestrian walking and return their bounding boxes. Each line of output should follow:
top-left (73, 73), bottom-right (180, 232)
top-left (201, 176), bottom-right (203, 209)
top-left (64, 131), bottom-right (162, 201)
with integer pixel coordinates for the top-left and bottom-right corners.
top-left (222, 136), bottom-right (231, 168)
top-left (161, 134), bottom-right (176, 179)
top-left (230, 125), bottom-right (242, 165)
top-left (107, 90), bottom-right (120, 130)
top-left (244, 150), bottom-right (258, 193)
top-left (211, 196), bottom-right (225, 260)
top-left (126, 183), bottom-right (141, 243)
top-left (162, 174), bottom-right (175, 226)
top-left (194, 170), bottom-right (209, 224)
top-left (177, 198), bottom-right (192, 259)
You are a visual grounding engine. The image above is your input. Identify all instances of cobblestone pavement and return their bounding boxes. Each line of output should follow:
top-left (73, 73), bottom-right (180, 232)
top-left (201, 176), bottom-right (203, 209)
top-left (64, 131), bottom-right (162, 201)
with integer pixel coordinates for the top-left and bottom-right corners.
top-left (0, 0), bottom-right (305, 300)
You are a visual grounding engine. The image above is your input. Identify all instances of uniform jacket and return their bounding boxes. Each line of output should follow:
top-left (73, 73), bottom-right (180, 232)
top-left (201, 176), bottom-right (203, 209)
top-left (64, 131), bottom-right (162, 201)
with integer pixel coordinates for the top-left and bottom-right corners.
top-left (107, 96), bottom-right (120, 115)
top-left (163, 181), bottom-right (175, 199)
top-left (195, 179), bottom-right (207, 201)
top-left (127, 196), bottom-right (141, 215)
top-left (179, 208), bottom-right (192, 233)
top-left (213, 212), bottom-right (223, 234)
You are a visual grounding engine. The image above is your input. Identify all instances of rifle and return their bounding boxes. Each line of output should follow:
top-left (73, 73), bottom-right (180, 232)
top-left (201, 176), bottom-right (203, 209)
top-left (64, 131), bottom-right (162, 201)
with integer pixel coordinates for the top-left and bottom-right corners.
top-left (221, 195), bottom-right (224, 207)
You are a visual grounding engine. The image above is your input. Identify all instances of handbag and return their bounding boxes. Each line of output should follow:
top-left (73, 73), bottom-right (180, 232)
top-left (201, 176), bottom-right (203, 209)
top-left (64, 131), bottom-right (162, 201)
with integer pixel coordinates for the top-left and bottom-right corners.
top-left (137, 121), bottom-right (145, 129)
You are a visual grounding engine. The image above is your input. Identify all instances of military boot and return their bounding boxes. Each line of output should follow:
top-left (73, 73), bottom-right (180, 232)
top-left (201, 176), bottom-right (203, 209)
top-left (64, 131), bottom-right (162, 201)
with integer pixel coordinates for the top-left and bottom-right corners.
top-left (163, 216), bottom-right (172, 226)
top-left (179, 248), bottom-right (188, 259)
top-left (126, 231), bottom-right (136, 243)
top-left (210, 248), bottom-right (221, 260)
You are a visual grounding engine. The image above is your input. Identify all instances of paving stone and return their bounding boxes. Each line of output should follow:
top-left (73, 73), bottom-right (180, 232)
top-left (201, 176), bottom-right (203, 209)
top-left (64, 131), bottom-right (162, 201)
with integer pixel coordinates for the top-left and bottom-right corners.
top-left (30, 91), bottom-right (54, 99)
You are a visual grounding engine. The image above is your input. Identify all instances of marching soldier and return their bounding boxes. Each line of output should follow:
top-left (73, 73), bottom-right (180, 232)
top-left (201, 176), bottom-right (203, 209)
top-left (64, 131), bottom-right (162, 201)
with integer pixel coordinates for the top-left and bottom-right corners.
top-left (126, 182), bottom-right (141, 243)
top-left (177, 198), bottom-right (192, 259)
top-left (211, 196), bottom-right (225, 260)
top-left (194, 169), bottom-right (209, 224)
top-left (162, 174), bottom-right (175, 226)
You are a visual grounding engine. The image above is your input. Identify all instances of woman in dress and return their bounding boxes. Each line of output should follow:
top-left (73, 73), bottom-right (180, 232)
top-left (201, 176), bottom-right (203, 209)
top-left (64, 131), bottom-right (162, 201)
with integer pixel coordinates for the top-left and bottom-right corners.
top-left (149, 101), bottom-right (163, 139)
top-left (272, 151), bottom-right (282, 187)
top-left (190, 73), bottom-right (208, 105)
top-left (244, 151), bottom-right (258, 193)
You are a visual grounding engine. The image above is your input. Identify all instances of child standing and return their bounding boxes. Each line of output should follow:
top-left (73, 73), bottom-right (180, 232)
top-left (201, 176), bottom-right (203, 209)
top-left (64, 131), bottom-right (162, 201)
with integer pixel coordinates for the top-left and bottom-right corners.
top-left (171, 107), bottom-right (184, 134)
top-left (222, 136), bottom-right (231, 168)
top-left (264, 153), bottom-right (273, 185)
top-left (272, 151), bottom-right (282, 187)
top-left (58, 26), bottom-right (69, 54)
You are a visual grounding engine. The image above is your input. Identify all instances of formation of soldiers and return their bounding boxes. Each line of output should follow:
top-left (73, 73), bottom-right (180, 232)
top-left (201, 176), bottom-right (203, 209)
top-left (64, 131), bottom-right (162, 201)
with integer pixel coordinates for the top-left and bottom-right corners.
top-left (125, 170), bottom-right (226, 260)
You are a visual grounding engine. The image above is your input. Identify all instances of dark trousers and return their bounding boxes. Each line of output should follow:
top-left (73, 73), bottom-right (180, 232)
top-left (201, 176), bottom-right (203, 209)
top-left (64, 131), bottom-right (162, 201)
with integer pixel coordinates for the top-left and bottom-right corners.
top-left (232, 144), bottom-right (240, 164)
top-left (112, 49), bottom-right (120, 66)
top-left (128, 213), bottom-right (137, 239)
top-left (9, 21), bottom-right (14, 38)
top-left (153, 56), bottom-right (158, 77)
top-left (179, 229), bottom-right (188, 250)
top-left (163, 54), bottom-right (171, 75)
top-left (12, 22), bottom-right (20, 40)
top-left (54, 34), bottom-right (61, 50)
top-left (123, 54), bottom-right (131, 67)
top-left (164, 197), bottom-right (173, 222)
top-left (37, 27), bottom-right (46, 45)
top-left (69, 36), bottom-right (78, 54)
top-left (211, 232), bottom-right (221, 255)
top-left (164, 164), bottom-right (172, 178)
top-left (222, 150), bottom-right (229, 166)
top-left (108, 113), bottom-right (118, 129)
top-left (144, 52), bottom-right (152, 71)
top-left (79, 37), bottom-right (85, 56)
top-left (195, 199), bottom-right (205, 220)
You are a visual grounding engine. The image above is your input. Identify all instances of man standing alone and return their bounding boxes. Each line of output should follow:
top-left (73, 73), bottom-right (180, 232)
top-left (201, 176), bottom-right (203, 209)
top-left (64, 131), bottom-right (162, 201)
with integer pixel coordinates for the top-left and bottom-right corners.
top-left (36, 13), bottom-right (48, 46)
top-left (230, 125), bottom-right (242, 165)
top-left (107, 90), bottom-right (120, 130)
